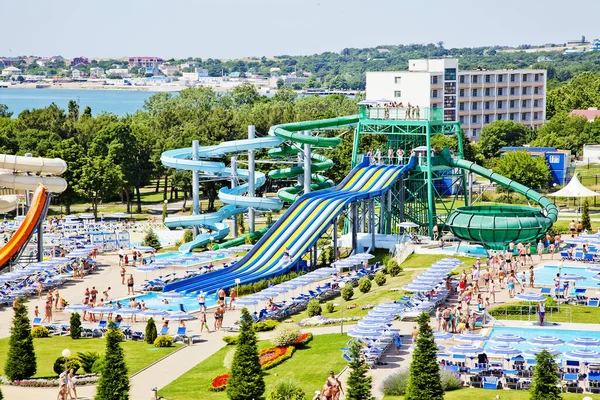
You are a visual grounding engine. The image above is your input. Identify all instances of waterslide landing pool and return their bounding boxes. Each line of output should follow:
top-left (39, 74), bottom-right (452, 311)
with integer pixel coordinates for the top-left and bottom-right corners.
top-left (535, 265), bottom-right (600, 289)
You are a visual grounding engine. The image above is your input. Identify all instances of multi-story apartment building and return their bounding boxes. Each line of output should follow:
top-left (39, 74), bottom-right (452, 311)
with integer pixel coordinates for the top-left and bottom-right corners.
top-left (366, 59), bottom-right (547, 139)
top-left (128, 56), bottom-right (164, 68)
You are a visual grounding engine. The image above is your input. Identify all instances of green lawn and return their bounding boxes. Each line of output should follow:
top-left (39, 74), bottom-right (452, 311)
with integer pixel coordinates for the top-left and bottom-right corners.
top-left (383, 388), bottom-right (599, 399)
top-left (401, 254), bottom-right (477, 270)
top-left (490, 301), bottom-right (600, 324)
top-left (0, 335), bottom-right (182, 378)
top-left (158, 333), bottom-right (349, 400)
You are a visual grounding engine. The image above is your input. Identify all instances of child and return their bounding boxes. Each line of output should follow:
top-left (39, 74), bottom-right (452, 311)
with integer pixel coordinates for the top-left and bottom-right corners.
top-left (34, 305), bottom-right (39, 318)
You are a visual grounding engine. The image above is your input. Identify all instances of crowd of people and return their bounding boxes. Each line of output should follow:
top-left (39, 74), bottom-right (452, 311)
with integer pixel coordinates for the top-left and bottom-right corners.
top-left (366, 147), bottom-right (416, 165)
top-left (365, 101), bottom-right (421, 120)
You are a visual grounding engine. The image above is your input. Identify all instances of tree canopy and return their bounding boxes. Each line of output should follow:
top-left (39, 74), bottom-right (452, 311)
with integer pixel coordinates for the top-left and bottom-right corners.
top-left (494, 151), bottom-right (552, 190)
top-left (478, 120), bottom-right (533, 159)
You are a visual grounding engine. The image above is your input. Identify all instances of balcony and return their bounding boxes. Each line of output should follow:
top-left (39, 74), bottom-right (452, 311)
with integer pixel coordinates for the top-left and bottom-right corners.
top-left (358, 106), bottom-right (444, 122)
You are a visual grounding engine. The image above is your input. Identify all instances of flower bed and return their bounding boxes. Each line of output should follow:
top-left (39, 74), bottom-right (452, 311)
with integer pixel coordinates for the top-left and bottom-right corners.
top-left (209, 373), bottom-right (229, 391)
top-left (0, 374), bottom-right (99, 387)
top-left (298, 315), bottom-right (360, 327)
top-left (290, 332), bottom-right (313, 346)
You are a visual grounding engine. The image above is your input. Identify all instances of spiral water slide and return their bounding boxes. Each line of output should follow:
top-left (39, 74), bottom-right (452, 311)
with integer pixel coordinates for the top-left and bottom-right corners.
top-left (161, 115), bottom-right (359, 252)
top-left (163, 156), bottom-right (417, 295)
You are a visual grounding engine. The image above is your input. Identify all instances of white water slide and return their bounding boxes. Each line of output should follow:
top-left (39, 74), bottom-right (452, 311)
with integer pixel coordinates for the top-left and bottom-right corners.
top-left (0, 154), bottom-right (67, 212)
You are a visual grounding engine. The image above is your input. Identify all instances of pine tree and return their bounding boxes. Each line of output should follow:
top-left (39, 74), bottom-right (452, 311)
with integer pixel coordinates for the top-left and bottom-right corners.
top-left (530, 349), bottom-right (561, 400)
top-left (4, 302), bottom-right (37, 381)
top-left (581, 199), bottom-right (592, 232)
top-left (142, 228), bottom-right (161, 250)
top-left (405, 313), bottom-right (444, 400)
top-left (96, 321), bottom-right (129, 400)
top-left (145, 318), bottom-right (157, 344)
top-left (346, 339), bottom-right (373, 400)
top-left (226, 308), bottom-right (265, 400)
top-left (70, 312), bottom-right (82, 339)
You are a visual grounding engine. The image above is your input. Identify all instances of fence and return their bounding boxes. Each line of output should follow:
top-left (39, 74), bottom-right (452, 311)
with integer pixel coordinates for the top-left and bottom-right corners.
top-left (490, 304), bottom-right (572, 324)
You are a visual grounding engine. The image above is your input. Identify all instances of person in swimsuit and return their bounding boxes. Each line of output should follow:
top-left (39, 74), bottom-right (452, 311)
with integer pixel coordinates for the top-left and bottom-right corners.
top-left (127, 275), bottom-right (134, 295)
top-left (488, 279), bottom-right (495, 303)
top-left (200, 310), bottom-right (210, 332)
top-left (327, 371), bottom-right (344, 400)
top-left (197, 291), bottom-right (206, 311)
top-left (507, 274), bottom-right (516, 298)
top-left (218, 288), bottom-right (227, 308)
top-left (442, 307), bottom-right (451, 332)
top-left (229, 288), bottom-right (236, 310)
top-left (529, 266), bottom-right (535, 288)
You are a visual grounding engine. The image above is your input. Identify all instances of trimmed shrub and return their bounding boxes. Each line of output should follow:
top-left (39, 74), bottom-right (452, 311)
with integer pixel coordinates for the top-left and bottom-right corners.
top-left (382, 369), bottom-right (410, 396)
top-left (325, 301), bottom-right (335, 313)
top-left (4, 302), bottom-right (37, 381)
top-left (440, 370), bottom-right (461, 392)
top-left (388, 260), bottom-right (402, 277)
top-left (358, 277), bottom-right (372, 293)
top-left (267, 379), bottom-right (306, 400)
top-left (374, 272), bottom-right (386, 286)
top-left (307, 299), bottom-right (322, 317)
top-left (253, 320), bottom-right (280, 332)
top-left (70, 312), bottom-right (82, 339)
top-left (154, 335), bottom-right (173, 348)
top-left (341, 284), bottom-right (354, 301)
top-left (270, 324), bottom-right (301, 348)
top-left (145, 318), bottom-right (157, 344)
top-left (96, 321), bottom-right (129, 400)
top-left (53, 356), bottom-right (81, 376)
top-left (91, 357), bottom-right (105, 374)
top-left (142, 228), bottom-right (162, 250)
top-left (183, 229), bottom-right (194, 243)
top-left (223, 335), bottom-right (238, 345)
top-left (31, 326), bottom-right (49, 338)
top-left (77, 351), bottom-right (101, 373)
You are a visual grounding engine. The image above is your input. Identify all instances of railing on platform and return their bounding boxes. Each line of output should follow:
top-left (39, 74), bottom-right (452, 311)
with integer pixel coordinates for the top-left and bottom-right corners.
top-left (490, 304), bottom-right (572, 324)
top-left (358, 105), bottom-right (444, 122)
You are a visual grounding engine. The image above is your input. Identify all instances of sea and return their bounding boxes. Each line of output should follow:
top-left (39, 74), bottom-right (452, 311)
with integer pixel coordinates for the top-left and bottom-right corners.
top-left (0, 88), bottom-right (160, 117)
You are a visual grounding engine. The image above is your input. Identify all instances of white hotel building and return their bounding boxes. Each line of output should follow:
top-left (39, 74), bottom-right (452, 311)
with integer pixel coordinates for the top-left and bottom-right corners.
top-left (366, 59), bottom-right (547, 139)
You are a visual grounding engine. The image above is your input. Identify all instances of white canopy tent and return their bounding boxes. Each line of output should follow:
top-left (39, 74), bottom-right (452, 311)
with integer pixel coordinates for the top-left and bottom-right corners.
top-left (548, 174), bottom-right (600, 213)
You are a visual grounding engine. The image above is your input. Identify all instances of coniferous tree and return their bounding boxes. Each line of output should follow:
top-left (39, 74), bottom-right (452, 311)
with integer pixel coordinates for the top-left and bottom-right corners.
top-left (226, 308), bottom-right (265, 400)
top-left (346, 339), bottom-right (373, 400)
top-left (145, 318), bottom-right (157, 344)
top-left (581, 199), bottom-right (592, 232)
top-left (96, 321), bottom-right (129, 400)
top-left (530, 349), bottom-right (561, 400)
top-left (70, 312), bottom-right (82, 339)
top-left (405, 313), bottom-right (443, 400)
top-left (4, 302), bottom-right (37, 381)
top-left (142, 228), bottom-right (161, 250)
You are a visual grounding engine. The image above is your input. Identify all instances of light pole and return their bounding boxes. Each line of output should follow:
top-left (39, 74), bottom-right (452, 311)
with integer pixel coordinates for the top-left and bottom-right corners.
top-left (557, 260), bottom-right (564, 309)
top-left (339, 281), bottom-right (346, 335)
top-left (62, 348), bottom-right (71, 388)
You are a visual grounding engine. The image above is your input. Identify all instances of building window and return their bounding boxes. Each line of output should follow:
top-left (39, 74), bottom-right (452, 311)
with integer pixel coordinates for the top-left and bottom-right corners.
top-left (522, 87), bottom-right (528, 95)
top-left (497, 114), bottom-right (503, 120)
top-left (534, 86), bottom-right (540, 95)
top-left (522, 99), bottom-right (527, 107)
top-left (432, 89), bottom-right (438, 98)
top-left (432, 103), bottom-right (438, 109)
top-left (459, 88), bottom-right (465, 97)
top-left (522, 74), bottom-right (528, 82)
top-left (394, 90), bottom-right (402, 97)
top-left (459, 116), bottom-right (465, 123)
top-left (534, 99), bottom-right (539, 107)
top-left (472, 129), bottom-right (478, 138)
top-left (485, 115), bottom-right (490, 123)
top-left (510, 100), bottom-right (515, 108)
top-left (432, 76), bottom-right (438, 84)
top-left (472, 102), bottom-right (478, 110)
top-left (534, 74), bottom-right (539, 82)
top-left (510, 74), bottom-right (516, 82)
top-left (394, 77), bottom-right (401, 84)
top-left (497, 100), bottom-right (503, 109)
top-left (485, 75), bottom-right (491, 83)
top-left (459, 75), bottom-right (465, 84)
top-left (510, 113), bottom-right (515, 121)
top-left (459, 102), bottom-right (465, 111)
top-left (534, 112), bottom-right (539, 120)
top-left (472, 88), bottom-right (478, 97)
top-left (472, 75), bottom-right (478, 84)
top-left (444, 68), bottom-right (456, 81)
top-left (485, 88), bottom-right (491, 96)
top-left (498, 87), bottom-right (504, 96)
top-left (485, 101), bottom-right (490, 110)
top-left (498, 74), bottom-right (504, 83)
top-left (522, 112), bottom-right (528, 121)
top-left (510, 87), bottom-right (516, 95)
top-left (471, 115), bottom-right (477, 123)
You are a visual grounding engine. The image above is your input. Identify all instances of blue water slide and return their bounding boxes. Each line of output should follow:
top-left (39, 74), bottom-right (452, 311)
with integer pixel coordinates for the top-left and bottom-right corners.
top-left (163, 156), bottom-right (416, 295)
top-left (161, 137), bottom-right (285, 252)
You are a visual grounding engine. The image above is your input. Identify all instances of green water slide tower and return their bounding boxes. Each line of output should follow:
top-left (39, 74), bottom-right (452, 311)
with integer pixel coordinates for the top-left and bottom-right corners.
top-left (351, 105), bottom-right (466, 237)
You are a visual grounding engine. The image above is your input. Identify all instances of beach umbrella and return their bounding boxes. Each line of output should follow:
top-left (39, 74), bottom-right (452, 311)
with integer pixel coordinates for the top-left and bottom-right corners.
top-left (79, 213), bottom-right (95, 219)
top-left (135, 265), bottom-right (158, 273)
top-left (398, 221), bottom-right (419, 228)
top-left (134, 246), bottom-right (156, 252)
top-left (64, 304), bottom-right (92, 312)
top-left (524, 348), bottom-right (562, 357)
top-left (528, 336), bottom-right (565, 346)
top-left (569, 338), bottom-right (600, 348)
top-left (373, 304), bottom-right (404, 312)
top-left (489, 334), bottom-right (526, 344)
top-left (347, 329), bottom-right (382, 338)
top-left (117, 307), bottom-right (142, 315)
top-left (414, 301), bottom-right (435, 310)
top-left (515, 292), bottom-right (546, 302)
top-left (403, 283), bottom-right (437, 292)
top-left (142, 309), bottom-right (169, 318)
top-left (90, 305), bottom-right (117, 313)
top-left (24, 263), bottom-right (51, 271)
top-left (235, 297), bottom-right (260, 306)
top-left (158, 292), bottom-right (184, 300)
top-left (165, 311), bottom-right (196, 321)
top-left (587, 265), bottom-right (600, 273)
top-left (357, 321), bottom-right (386, 330)
top-left (434, 331), bottom-right (453, 340)
top-left (361, 315), bottom-right (394, 324)
top-left (564, 349), bottom-right (600, 361)
top-left (252, 292), bottom-right (273, 301)
top-left (486, 345), bottom-right (523, 358)
top-left (447, 344), bottom-right (483, 354)
top-left (367, 310), bottom-right (397, 318)
top-left (562, 273), bottom-right (586, 281)
top-left (351, 253), bottom-right (375, 260)
top-left (51, 257), bottom-right (75, 262)
top-left (454, 332), bottom-right (490, 342)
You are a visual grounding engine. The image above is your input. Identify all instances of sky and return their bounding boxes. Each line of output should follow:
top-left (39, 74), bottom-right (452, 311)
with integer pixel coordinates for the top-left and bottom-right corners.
top-left (2, 0), bottom-right (598, 59)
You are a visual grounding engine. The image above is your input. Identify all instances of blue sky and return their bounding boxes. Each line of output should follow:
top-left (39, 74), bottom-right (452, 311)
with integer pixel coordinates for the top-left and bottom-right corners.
top-left (2, 0), bottom-right (598, 59)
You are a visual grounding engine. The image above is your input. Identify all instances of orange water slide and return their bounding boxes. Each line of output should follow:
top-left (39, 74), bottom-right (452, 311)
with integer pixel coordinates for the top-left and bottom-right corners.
top-left (0, 185), bottom-right (49, 268)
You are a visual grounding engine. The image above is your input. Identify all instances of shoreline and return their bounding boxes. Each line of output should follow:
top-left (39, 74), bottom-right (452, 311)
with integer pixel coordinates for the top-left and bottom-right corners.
top-left (0, 82), bottom-right (183, 92)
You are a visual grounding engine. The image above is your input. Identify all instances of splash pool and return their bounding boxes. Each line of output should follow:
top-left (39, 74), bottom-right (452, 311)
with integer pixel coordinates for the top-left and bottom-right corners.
top-left (120, 291), bottom-right (218, 312)
top-left (534, 265), bottom-right (600, 289)
top-left (443, 244), bottom-right (489, 258)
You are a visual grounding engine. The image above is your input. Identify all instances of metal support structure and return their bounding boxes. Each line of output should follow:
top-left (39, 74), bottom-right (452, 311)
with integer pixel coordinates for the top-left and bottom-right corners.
top-left (386, 190), bottom-right (393, 234)
top-left (468, 172), bottom-right (473, 206)
top-left (37, 218), bottom-right (43, 262)
top-left (379, 193), bottom-right (385, 234)
top-left (191, 140), bottom-right (200, 238)
top-left (332, 216), bottom-right (338, 260)
top-left (351, 202), bottom-right (358, 254)
top-left (425, 129), bottom-right (436, 238)
top-left (231, 156), bottom-right (239, 239)
top-left (304, 131), bottom-right (311, 195)
top-left (247, 125), bottom-right (256, 233)
top-left (369, 199), bottom-right (376, 251)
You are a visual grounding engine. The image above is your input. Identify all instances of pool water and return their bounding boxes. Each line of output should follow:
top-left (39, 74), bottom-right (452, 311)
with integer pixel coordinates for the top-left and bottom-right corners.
top-left (121, 291), bottom-right (217, 312)
top-left (443, 244), bottom-right (489, 257)
top-left (534, 265), bottom-right (600, 289)
top-left (486, 326), bottom-right (600, 359)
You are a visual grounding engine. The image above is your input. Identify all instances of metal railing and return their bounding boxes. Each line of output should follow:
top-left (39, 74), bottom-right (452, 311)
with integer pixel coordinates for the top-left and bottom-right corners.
top-left (490, 304), bottom-right (572, 324)
top-left (358, 105), bottom-right (444, 122)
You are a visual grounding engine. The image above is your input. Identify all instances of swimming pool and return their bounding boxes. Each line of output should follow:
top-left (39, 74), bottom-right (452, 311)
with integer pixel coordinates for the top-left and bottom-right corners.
top-left (120, 291), bottom-right (217, 312)
top-left (486, 326), bottom-right (600, 359)
top-left (534, 265), bottom-right (600, 289)
top-left (443, 244), bottom-right (489, 257)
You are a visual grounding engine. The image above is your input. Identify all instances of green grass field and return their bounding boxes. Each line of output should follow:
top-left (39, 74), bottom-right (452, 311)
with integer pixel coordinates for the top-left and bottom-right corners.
top-left (490, 301), bottom-right (600, 324)
top-left (158, 333), bottom-right (348, 400)
top-left (0, 335), bottom-right (181, 377)
top-left (383, 388), bottom-right (598, 399)
top-left (400, 254), bottom-right (477, 270)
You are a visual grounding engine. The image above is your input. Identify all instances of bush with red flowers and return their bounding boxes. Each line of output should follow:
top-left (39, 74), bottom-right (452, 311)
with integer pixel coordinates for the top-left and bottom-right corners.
top-left (290, 332), bottom-right (313, 347)
top-left (209, 373), bottom-right (229, 391)
top-left (259, 346), bottom-right (295, 370)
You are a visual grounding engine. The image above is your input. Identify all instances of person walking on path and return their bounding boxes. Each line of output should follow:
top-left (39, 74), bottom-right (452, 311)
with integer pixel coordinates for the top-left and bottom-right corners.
top-left (327, 371), bottom-right (344, 400)
top-left (537, 240), bottom-right (544, 261)
top-left (488, 279), bottom-right (496, 303)
top-left (127, 275), bottom-right (134, 295)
